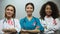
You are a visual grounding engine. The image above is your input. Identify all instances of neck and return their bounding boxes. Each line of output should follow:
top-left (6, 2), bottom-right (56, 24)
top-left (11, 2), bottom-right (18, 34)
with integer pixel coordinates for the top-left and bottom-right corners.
top-left (27, 15), bottom-right (32, 21)
top-left (27, 15), bottom-right (32, 18)
top-left (6, 17), bottom-right (11, 20)
top-left (46, 15), bottom-right (51, 18)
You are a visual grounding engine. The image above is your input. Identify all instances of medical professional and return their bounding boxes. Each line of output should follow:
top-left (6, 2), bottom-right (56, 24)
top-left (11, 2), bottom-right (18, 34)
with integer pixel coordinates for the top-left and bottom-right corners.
top-left (39, 1), bottom-right (60, 34)
top-left (0, 5), bottom-right (21, 34)
top-left (20, 2), bottom-right (44, 34)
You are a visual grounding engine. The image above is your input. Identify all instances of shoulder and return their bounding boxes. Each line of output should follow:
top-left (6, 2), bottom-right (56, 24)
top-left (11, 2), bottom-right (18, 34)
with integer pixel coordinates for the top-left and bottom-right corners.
top-left (14, 18), bottom-right (19, 21)
top-left (0, 19), bottom-right (5, 24)
top-left (0, 19), bottom-right (5, 22)
top-left (13, 18), bottom-right (20, 23)
top-left (33, 17), bottom-right (40, 22)
top-left (55, 18), bottom-right (60, 22)
top-left (20, 17), bottom-right (26, 22)
top-left (54, 18), bottom-right (60, 22)
top-left (55, 18), bottom-right (60, 20)
top-left (33, 17), bottom-right (39, 20)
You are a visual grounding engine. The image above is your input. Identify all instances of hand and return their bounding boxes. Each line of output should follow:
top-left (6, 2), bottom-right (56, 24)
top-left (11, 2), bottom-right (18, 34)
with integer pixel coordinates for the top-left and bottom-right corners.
top-left (44, 26), bottom-right (47, 29)
top-left (4, 33), bottom-right (9, 34)
top-left (2, 28), bottom-right (17, 33)
top-left (27, 29), bottom-right (40, 33)
top-left (21, 29), bottom-right (27, 31)
top-left (2, 29), bottom-right (10, 32)
top-left (8, 28), bottom-right (17, 32)
top-left (21, 29), bottom-right (40, 33)
top-left (35, 26), bottom-right (40, 30)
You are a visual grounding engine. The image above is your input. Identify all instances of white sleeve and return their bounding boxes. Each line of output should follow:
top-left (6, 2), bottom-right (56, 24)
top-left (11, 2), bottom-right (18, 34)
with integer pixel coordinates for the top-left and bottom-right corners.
top-left (40, 19), bottom-right (49, 32)
top-left (54, 18), bottom-right (60, 30)
top-left (14, 19), bottom-right (21, 32)
top-left (39, 19), bottom-right (47, 27)
top-left (0, 20), bottom-right (4, 34)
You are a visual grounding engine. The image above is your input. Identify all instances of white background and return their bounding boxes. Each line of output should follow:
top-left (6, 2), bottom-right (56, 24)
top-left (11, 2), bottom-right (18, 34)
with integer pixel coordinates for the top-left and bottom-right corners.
top-left (0, 0), bottom-right (60, 20)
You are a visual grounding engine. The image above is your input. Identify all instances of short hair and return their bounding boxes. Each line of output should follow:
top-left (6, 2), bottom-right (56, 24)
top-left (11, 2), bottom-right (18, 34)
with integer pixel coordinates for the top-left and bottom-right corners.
top-left (25, 2), bottom-right (34, 11)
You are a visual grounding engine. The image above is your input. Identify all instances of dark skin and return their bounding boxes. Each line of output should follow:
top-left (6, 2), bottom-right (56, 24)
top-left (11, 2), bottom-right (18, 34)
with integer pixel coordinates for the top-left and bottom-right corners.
top-left (45, 5), bottom-right (52, 18)
top-left (40, 1), bottom-right (59, 20)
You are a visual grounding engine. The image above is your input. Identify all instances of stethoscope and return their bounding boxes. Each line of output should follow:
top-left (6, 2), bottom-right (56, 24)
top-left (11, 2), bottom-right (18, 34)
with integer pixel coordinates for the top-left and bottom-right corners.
top-left (3, 18), bottom-right (15, 28)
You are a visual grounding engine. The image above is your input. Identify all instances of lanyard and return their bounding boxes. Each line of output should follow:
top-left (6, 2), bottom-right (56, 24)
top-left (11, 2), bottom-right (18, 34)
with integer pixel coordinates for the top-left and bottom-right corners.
top-left (3, 18), bottom-right (15, 28)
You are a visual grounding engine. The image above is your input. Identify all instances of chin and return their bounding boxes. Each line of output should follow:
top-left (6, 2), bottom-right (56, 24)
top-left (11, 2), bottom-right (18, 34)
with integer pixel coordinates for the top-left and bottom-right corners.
top-left (7, 15), bottom-right (12, 17)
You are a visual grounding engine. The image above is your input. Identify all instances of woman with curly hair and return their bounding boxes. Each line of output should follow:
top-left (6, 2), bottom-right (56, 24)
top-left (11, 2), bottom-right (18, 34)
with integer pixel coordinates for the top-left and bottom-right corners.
top-left (39, 1), bottom-right (60, 34)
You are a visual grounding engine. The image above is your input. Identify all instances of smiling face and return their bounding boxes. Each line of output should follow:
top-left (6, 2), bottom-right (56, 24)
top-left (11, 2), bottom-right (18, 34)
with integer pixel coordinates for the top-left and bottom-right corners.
top-left (45, 4), bottom-right (52, 16)
top-left (5, 6), bottom-right (14, 18)
top-left (25, 4), bottom-right (34, 16)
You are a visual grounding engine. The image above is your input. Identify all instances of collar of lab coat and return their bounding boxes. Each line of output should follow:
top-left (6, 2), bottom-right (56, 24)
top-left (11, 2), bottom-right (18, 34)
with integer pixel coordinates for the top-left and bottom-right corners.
top-left (5, 18), bottom-right (14, 21)
top-left (44, 16), bottom-right (54, 21)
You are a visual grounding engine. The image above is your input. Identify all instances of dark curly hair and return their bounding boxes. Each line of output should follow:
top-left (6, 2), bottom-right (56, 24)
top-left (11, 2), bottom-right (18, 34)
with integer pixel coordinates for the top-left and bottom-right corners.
top-left (40, 1), bottom-right (60, 20)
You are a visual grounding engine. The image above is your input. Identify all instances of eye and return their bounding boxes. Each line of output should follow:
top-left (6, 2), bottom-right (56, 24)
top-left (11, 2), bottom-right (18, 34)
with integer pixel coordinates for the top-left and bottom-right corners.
top-left (30, 7), bottom-right (33, 9)
top-left (26, 7), bottom-right (29, 9)
top-left (46, 8), bottom-right (49, 10)
top-left (7, 9), bottom-right (10, 11)
top-left (11, 10), bottom-right (13, 11)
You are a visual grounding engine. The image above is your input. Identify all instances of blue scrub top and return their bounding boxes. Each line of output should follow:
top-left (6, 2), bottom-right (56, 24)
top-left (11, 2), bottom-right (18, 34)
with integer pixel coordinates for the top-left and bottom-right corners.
top-left (20, 16), bottom-right (44, 31)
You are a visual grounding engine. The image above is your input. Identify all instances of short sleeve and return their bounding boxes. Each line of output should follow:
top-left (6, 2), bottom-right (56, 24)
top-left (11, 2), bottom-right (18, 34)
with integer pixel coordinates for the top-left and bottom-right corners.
top-left (36, 18), bottom-right (44, 31)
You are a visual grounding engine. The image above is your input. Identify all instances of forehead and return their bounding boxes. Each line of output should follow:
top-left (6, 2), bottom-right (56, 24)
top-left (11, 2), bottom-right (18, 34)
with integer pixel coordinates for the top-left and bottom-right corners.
top-left (26, 4), bottom-right (33, 7)
top-left (6, 6), bottom-right (14, 10)
top-left (46, 5), bottom-right (51, 8)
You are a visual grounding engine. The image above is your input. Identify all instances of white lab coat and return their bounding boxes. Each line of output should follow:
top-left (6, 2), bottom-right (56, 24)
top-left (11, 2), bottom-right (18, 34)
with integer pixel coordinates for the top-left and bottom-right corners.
top-left (0, 18), bottom-right (21, 34)
top-left (40, 16), bottom-right (60, 34)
